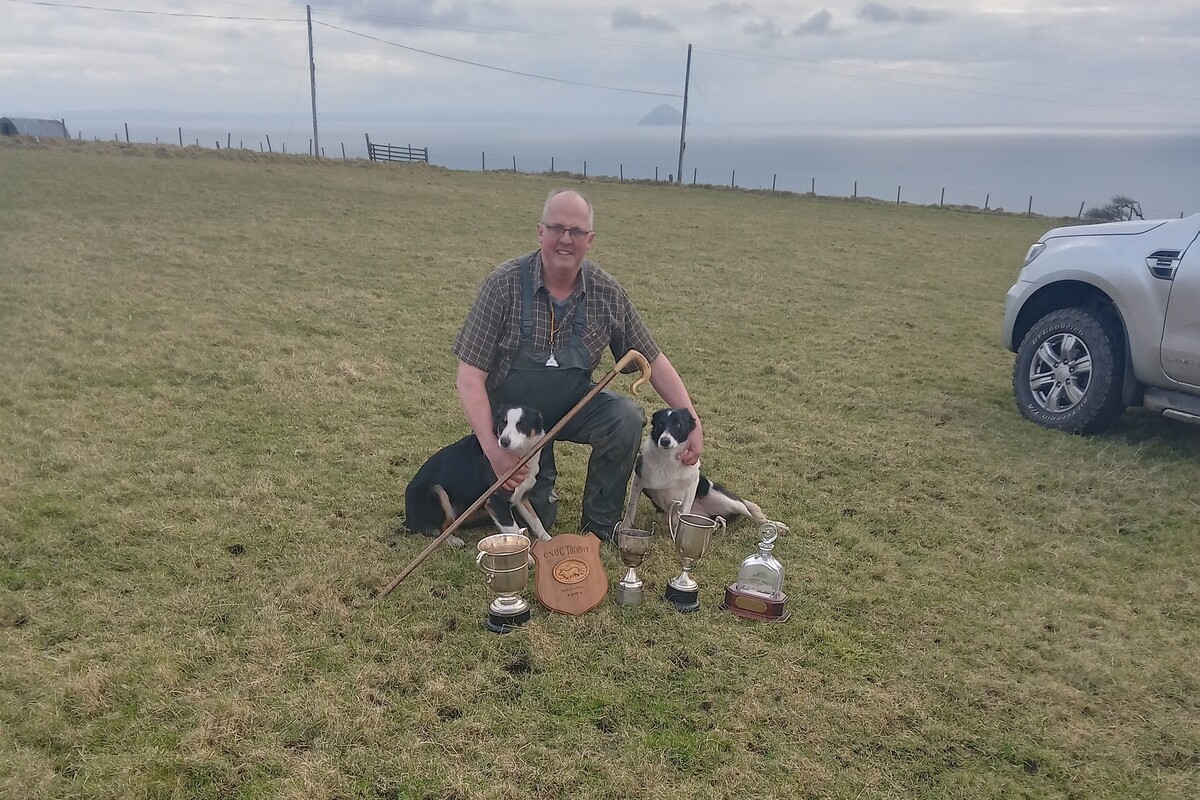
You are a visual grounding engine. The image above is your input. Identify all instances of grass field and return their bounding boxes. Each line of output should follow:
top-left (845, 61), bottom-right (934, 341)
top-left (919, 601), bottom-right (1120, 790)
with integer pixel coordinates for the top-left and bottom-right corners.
top-left (2, 137), bottom-right (1198, 800)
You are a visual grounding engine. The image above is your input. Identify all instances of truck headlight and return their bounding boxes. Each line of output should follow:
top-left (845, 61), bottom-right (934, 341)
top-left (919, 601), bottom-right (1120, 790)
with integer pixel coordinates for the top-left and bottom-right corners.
top-left (1023, 243), bottom-right (1046, 268)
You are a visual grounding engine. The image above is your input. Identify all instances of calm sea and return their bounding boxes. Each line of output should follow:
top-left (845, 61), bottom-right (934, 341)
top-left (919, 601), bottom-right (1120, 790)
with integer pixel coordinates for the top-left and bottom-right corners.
top-left (73, 115), bottom-right (1200, 221)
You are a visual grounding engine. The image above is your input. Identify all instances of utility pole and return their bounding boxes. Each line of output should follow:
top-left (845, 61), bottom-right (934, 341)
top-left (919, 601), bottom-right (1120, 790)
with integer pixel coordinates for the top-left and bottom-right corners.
top-left (307, 5), bottom-right (320, 158)
top-left (676, 44), bottom-right (692, 185)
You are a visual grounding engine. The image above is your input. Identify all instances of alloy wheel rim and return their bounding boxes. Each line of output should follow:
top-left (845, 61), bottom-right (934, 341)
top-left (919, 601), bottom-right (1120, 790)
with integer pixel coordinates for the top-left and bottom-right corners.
top-left (1028, 333), bottom-right (1093, 412)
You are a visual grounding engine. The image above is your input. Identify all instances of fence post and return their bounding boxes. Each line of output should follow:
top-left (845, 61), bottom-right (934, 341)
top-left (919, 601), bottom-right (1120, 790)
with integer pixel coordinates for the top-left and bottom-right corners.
top-left (620, 164), bottom-right (624, 181)
top-left (551, 156), bottom-right (554, 173)
top-left (1028, 195), bottom-right (1033, 214)
top-left (896, 186), bottom-right (901, 204)
top-left (730, 170), bottom-right (735, 188)
top-left (853, 180), bottom-right (857, 199)
top-left (772, 174), bottom-right (776, 191)
top-left (178, 127), bottom-right (183, 147)
top-left (267, 134), bottom-right (273, 153)
top-left (940, 187), bottom-right (945, 207)
top-left (215, 140), bottom-right (220, 150)
top-left (584, 161), bottom-right (587, 177)
top-left (810, 178), bottom-right (815, 195)
top-left (692, 167), bottom-right (697, 185)
top-left (656, 166), bottom-right (659, 182)
top-left (984, 193), bottom-right (990, 210)
top-left (513, 155), bottom-right (517, 173)
top-left (341, 142), bottom-right (346, 159)
top-left (228, 133), bottom-right (232, 149)
top-left (1078, 201), bottom-right (1085, 219)
top-left (309, 138), bottom-right (312, 156)
top-left (482, 151), bottom-right (486, 171)
top-left (124, 122), bottom-right (129, 143)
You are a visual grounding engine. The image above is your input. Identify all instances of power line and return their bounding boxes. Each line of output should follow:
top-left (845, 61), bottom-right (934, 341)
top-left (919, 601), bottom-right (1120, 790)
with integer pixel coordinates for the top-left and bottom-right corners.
top-left (9, 0), bottom-right (682, 99)
top-left (313, 20), bottom-right (682, 98)
top-left (7, 0), bottom-right (300, 22)
top-left (311, 7), bottom-right (682, 55)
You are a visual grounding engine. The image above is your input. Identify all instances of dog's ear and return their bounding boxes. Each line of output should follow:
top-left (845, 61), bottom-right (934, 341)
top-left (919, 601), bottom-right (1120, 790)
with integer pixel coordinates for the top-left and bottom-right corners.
top-left (528, 408), bottom-right (545, 433)
top-left (650, 408), bottom-right (670, 426)
top-left (493, 405), bottom-right (510, 434)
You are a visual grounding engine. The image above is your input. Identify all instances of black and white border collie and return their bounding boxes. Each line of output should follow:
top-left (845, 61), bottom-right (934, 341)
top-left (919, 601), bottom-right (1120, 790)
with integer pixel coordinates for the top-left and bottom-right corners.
top-left (621, 408), bottom-right (789, 533)
top-left (405, 405), bottom-right (551, 547)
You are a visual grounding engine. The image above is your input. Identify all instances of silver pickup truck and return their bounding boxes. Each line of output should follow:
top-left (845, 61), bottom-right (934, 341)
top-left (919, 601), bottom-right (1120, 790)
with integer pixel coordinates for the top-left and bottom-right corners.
top-left (1002, 214), bottom-right (1200, 432)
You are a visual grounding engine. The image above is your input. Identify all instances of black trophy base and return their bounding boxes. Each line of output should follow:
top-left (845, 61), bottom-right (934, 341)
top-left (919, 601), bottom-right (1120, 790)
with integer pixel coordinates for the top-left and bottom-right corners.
top-left (664, 584), bottom-right (700, 613)
top-left (486, 607), bottom-right (531, 634)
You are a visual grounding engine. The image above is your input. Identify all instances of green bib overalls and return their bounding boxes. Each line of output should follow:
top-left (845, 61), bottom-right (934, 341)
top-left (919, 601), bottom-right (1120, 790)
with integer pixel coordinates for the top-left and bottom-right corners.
top-left (487, 257), bottom-right (645, 538)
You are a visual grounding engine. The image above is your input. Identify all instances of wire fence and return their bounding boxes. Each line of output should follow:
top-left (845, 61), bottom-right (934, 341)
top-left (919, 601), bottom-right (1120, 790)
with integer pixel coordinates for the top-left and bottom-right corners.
top-left (65, 120), bottom-right (1197, 221)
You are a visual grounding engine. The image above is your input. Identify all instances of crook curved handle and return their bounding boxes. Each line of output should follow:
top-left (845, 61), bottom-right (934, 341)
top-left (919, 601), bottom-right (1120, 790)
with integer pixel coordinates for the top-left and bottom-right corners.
top-left (615, 349), bottom-right (653, 396)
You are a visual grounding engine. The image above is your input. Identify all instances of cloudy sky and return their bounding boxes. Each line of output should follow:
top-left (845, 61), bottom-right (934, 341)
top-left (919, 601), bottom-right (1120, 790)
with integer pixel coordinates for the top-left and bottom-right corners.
top-left (3, 0), bottom-right (1200, 127)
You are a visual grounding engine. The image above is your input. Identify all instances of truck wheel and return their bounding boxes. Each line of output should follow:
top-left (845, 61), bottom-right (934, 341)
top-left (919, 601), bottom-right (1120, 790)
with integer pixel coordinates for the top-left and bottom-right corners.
top-left (1013, 307), bottom-right (1124, 433)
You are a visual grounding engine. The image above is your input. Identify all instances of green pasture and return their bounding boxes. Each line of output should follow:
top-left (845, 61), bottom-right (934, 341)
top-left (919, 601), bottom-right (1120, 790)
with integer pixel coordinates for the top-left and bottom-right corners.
top-left (1, 138), bottom-right (1197, 799)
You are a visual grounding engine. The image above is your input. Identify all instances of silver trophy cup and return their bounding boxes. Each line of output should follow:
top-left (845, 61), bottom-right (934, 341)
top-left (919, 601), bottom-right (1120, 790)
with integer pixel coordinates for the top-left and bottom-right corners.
top-left (476, 531), bottom-right (535, 633)
top-left (613, 524), bottom-right (655, 606)
top-left (665, 500), bottom-right (726, 613)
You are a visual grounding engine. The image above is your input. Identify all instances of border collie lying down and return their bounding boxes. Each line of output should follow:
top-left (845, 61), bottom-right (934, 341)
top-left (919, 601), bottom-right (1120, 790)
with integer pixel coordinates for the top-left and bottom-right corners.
top-left (405, 405), bottom-right (551, 548)
top-left (621, 408), bottom-right (789, 533)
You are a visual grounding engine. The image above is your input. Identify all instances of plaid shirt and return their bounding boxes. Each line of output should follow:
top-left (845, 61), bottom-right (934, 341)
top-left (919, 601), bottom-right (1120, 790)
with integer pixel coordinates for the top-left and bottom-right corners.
top-left (454, 250), bottom-right (661, 390)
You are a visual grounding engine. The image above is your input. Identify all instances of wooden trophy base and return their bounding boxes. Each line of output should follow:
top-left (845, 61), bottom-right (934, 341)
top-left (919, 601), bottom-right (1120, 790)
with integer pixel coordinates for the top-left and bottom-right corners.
top-left (664, 584), bottom-right (701, 613)
top-left (721, 586), bottom-right (790, 622)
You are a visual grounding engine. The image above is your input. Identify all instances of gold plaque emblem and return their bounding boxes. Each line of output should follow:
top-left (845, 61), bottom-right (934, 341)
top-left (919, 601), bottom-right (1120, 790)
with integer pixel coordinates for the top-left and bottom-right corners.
top-left (553, 559), bottom-right (589, 584)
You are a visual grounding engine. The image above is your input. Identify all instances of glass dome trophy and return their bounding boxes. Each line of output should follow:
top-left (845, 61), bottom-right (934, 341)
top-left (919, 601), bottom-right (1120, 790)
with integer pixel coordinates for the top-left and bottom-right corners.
top-left (722, 523), bottom-right (790, 622)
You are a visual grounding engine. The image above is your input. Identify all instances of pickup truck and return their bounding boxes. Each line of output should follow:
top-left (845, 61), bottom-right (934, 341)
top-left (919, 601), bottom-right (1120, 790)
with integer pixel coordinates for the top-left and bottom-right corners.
top-left (1002, 214), bottom-right (1200, 432)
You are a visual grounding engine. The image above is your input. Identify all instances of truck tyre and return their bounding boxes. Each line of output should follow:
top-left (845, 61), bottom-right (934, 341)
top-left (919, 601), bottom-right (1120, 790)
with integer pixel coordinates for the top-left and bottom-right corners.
top-left (1013, 307), bottom-right (1125, 433)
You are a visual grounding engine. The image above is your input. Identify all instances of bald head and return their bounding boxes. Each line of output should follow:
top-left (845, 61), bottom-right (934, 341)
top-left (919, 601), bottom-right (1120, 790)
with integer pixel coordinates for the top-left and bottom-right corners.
top-left (542, 190), bottom-right (594, 230)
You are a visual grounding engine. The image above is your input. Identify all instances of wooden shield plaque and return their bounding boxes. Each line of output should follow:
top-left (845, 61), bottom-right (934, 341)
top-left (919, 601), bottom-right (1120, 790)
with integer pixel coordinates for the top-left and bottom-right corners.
top-left (531, 533), bottom-right (607, 616)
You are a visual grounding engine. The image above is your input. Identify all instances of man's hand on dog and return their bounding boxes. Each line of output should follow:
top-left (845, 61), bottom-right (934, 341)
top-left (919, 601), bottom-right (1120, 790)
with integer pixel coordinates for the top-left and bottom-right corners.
top-left (486, 447), bottom-right (528, 491)
top-left (678, 426), bottom-right (704, 467)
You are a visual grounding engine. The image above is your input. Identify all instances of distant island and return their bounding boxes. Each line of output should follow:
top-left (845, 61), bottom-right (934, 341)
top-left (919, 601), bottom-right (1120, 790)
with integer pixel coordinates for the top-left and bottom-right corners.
top-left (638, 104), bottom-right (683, 126)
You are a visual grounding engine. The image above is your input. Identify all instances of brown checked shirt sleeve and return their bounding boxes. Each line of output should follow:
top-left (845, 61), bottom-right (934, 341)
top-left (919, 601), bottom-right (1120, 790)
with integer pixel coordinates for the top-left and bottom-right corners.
top-left (454, 251), bottom-right (661, 391)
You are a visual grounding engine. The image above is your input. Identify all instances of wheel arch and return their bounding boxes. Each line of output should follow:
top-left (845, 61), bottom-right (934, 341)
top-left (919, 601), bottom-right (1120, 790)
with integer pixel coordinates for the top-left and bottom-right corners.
top-left (1012, 281), bottom-right (1128, 357)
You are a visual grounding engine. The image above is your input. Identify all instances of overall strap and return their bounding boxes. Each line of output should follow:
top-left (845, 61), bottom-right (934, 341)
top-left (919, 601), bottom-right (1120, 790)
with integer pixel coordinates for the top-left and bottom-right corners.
top-left (517, 254), bottom-right (536, 342)
top-left (569, 265), bottom-right (588, 343)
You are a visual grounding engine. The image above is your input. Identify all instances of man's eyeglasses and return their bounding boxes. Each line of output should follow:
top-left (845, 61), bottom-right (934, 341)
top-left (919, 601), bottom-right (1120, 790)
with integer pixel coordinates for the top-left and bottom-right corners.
top-left (542, 223), bottom-right (592, 241)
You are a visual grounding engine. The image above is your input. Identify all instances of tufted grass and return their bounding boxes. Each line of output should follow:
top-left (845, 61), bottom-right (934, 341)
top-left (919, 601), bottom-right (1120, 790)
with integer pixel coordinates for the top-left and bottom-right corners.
top-left (1, 137), bottom-right (1198, 799)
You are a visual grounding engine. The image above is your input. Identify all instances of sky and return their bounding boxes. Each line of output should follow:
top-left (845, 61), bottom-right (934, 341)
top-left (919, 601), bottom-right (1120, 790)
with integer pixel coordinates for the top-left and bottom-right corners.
top-left (2, 0), bottom-right (1200, 129)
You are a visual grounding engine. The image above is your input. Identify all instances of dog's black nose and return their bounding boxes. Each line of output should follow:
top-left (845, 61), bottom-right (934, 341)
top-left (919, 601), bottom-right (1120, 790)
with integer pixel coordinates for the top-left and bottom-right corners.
top-left (499, 437), bottom-right (511, 449)
top-left (658, 436), bottom-right (672, 448)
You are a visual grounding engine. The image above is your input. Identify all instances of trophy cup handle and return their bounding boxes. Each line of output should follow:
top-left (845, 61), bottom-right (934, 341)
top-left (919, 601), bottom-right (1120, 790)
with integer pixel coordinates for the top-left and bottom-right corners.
top-left (476, 551), bottom-right (489, 572)
top-left (715, 516), bottom-right (727, 534)
top-left (668, 499), bottom-right (684, 542)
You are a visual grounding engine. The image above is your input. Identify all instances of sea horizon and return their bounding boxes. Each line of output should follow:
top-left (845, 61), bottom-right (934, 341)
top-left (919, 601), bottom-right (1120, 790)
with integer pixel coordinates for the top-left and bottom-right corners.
top-left (41, 112), bottom-right (1200, 221)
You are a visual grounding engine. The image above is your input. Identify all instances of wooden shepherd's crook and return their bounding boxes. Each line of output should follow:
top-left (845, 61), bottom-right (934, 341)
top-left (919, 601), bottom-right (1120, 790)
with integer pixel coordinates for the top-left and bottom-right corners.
top-left (377, 349), bottom-right (653, 598)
